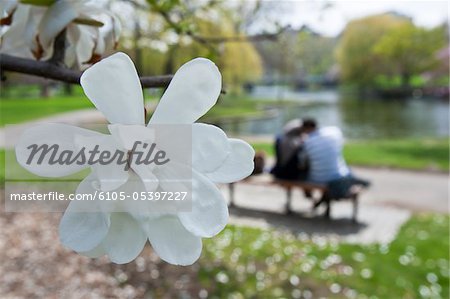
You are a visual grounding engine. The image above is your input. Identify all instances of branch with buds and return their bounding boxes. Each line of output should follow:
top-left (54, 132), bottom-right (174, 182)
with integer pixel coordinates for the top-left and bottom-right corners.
top-left (0, 53), bottom-right (174, 88)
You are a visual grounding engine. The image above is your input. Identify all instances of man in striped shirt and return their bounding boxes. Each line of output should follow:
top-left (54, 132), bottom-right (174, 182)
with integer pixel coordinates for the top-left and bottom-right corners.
top-left (301, 119), bottom-right (351, 183)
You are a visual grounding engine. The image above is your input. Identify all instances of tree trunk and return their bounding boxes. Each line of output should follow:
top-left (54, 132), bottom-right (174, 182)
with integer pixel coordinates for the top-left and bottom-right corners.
top-left (40, 81), bottom-right (50, 98)
top-left (401, 72), bottom-right (411, 89)
top-left (63, 83), bottom-right (72, 95)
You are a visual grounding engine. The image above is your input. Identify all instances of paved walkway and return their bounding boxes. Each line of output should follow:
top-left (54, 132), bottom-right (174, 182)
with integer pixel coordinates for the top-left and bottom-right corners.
top-left (0, 109), bottom-right (106, 149)
top-left (1, 110), bottom-right (448, 244)
top-left (221, 163), bottom-right (447, 244)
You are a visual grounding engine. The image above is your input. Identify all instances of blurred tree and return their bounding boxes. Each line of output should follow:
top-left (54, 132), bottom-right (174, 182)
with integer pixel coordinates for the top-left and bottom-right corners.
top-left (255, 25), bottom-right (336, 88)
top-left (171, 18), bottom-right (263, 94)
top-left (117, 0), bottom-right (265, 93)
top-left (335, 13), bottom-right (410, 89)
top-left (373, 23), bottom-right (446, 88)
top-left (254, 28), bottom-right (299, 82)
top-left (296, 30), bottom-right (335, 76)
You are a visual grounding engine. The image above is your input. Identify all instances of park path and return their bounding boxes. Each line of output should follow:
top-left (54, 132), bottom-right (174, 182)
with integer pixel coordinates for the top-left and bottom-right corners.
top-left (1, 109), bottom-right (448, 244)
top-left (221, 167), bottom-right (447, 244)
top-left (226, 138), bottom-right (448, 244)
top-left (0, 108), bottom-right (105, 149)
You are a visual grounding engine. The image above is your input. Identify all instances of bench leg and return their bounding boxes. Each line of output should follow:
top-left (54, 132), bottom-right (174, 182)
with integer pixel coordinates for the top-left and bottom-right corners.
top-left (313, 192), bottom-right (331, 219)
top-left (324, 198), bottom-right (331, 219)
top-left (320, 192), bottom-right (331, 219)
top-left (228, 183), bottom-right (235, 207)
top-left (352, 194), bottom-right (359, 223)
top-left (285, 187), bottom-right (292, 214)
top-left (313, 198), bottom-right (324, 210)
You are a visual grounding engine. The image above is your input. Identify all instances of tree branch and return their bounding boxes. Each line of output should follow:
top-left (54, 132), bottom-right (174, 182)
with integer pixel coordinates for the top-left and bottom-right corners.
top-left (126, 0), bottom-right (286, 46)
top-left (47, 29), bottom-right (67, 65)
top-left (0, 54), bottom-right (173, 88)
top-left (154, 4), bottom-right (287, 45)
top-left (186, 27), bottom-right (288, 44)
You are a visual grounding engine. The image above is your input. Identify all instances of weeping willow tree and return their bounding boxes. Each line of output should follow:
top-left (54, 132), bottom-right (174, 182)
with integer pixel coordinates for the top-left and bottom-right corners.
top-left (169, 18), bottom-right (263, 94)
top-left (113, 0), bottom-right (267, 95)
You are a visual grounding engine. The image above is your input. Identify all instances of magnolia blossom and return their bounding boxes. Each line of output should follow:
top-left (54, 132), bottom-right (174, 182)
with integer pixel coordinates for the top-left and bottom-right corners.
top-left (0, 0), bottom-right (18, 24)
top-left (0, 0), bottom-right (120, 69)
top-left (15, 52), bottom-right (255, 265)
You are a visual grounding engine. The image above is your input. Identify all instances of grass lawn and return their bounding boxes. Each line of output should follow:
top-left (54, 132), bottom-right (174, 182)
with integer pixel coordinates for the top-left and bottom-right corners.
top-left (200, 94), bottom-right (281, 121)
top-left (252, 138), bottom-right (449, 172)
top-left (1, 93), bottom-right (448, 171)
top-left (0, 96), bottom-right (94, 126)
top-left (200, 214), bottom-right (449, 298)
top-left (0, 93), bottom-right (276, 126)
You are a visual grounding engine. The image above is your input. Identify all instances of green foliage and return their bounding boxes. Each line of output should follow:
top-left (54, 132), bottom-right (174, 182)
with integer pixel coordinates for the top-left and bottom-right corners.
top-left (20, 0), bottom-right (55, 6)
top-left (336, 13), bottom-right (410, 88)
top-left (297, 31), bottom-right (336, 76)
top-left (133, 2), bottom-right (264, 93)
top-left (170, 18), bottom-right (263, 94)
top-left (139, 48), bottom-right (169, 76)
top-left (146, 0), bottom-right (194, 34)
top-left (255, 29), bottom-right (302, 78)
top-left (252, 138), bottom-right (449, 171)
top-left (336, 13), bottom-right (447, 89)
top-left (200, 214), bottom-right (449, 298)
top-left (255, 27), bottom-right (336, 85)
top-left (72, 17), bottom-right (104, 27)
top-left (373, 74), bottom-right (426, 88)
top-left (373, 23), bottom-right (446, 87)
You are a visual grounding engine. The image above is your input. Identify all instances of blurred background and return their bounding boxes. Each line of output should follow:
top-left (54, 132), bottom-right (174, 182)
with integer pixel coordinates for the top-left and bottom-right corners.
top-left (0, 0), bottom-right (449, 298)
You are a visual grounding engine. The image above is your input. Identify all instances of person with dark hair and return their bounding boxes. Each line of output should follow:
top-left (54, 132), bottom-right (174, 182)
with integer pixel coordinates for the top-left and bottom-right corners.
top-left (300, 118), bottom-right (370, 201)
top-left (271, 119), bottom-right (309, 180)
top-left (301, 118), bottom-right (317, 132)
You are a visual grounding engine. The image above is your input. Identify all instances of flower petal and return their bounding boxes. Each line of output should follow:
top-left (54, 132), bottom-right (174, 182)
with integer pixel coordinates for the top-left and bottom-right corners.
top-left (59, 208), bottom-right (109, 252)
top-left (79, 243), bottom-right (106, 258)
top-left (73, 133), bottom-right (129, 191)
top-left (0, 6), bottom-right (44, 59)
top-left (91, 164), bottom-right (129, 192)
top-left (154, 161), bottom-right (192, 196)
top-left (80, 52), bottom-right (145, 125)
top-left (65, 24), bottom-right (96, 69)
top-left (114, 172), bottom-right (162, 222)
top-left (178, 169), bottom-right (228, 238)
top-left (146, 216), bottom-right (202, 266)
top-left (59, 175), bottom-right (111, 252)
top-left (108, 124), bottom-right (155, 150)
top-left (101, 212), bottom-right (148, 264)
top-left (191, 123), bottom-right (229, 173)
top-left (149, 58), bottom-right (221, 125)
top-left (204, 139), bottom-right (255, 183)
top-left (37, 0), bottom-right (78, 54)
top-left (15, 123), bottom-right (101, 177)
top-left (0, 0), bottom-right (17, 23)
top-left (131, 162), bottom-right (159, 192)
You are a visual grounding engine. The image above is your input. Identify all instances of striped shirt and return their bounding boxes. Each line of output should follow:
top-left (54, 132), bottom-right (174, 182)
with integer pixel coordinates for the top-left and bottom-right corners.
top-left (303, 126), bottom-right (350, 183)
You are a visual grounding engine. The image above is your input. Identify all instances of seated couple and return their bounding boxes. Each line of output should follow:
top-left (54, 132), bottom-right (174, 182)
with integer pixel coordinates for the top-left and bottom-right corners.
top-left (271, 118), bottom-right (369, 199)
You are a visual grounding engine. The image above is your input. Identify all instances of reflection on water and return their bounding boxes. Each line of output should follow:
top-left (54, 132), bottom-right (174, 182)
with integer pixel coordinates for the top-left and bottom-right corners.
top-left (221, 87), bottom-right (449, 140)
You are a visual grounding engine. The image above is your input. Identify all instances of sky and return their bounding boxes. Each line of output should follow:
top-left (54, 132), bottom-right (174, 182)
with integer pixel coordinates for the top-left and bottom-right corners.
top-left (279, 0), bottom-right (449, 36)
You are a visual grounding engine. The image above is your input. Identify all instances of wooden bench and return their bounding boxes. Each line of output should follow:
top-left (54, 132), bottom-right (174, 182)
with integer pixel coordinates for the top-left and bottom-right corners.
top-left (228, 175), bottom-right (364, 222)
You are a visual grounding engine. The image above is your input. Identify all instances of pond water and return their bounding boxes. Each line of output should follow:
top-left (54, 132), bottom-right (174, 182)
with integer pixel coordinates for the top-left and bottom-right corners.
top-left (221, 86), bottom-right (449, 140)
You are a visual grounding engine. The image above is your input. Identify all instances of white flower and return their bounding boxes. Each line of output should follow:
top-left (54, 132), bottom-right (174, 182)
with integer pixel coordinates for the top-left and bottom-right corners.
top-left (0, 0), bottom-right (120, 69)
top-left (15, 52), bottom-right (255, 265)
top-left (0, 0), bottom-right (18, 24)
